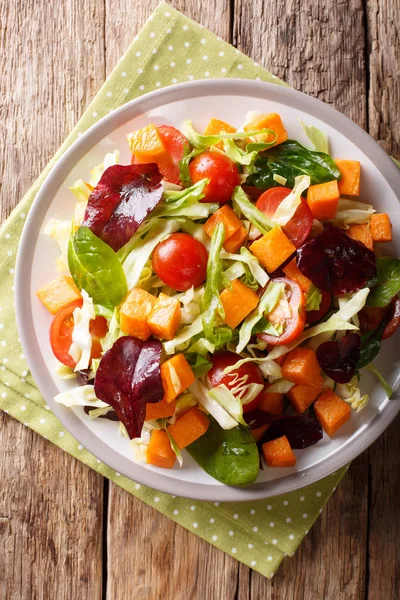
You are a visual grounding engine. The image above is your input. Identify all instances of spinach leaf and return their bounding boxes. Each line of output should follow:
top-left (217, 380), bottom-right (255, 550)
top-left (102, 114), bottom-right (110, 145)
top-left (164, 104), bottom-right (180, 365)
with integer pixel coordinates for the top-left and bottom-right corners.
top-left (187, 416), bottom-right (260, 486)
top-left (357, 320), bottom-right (386, 369)
top-left (246, 139), bottom-right (341, 190)
top-left (68, 226), bottom-right (128, 309)
top-left (185, 353), bottom-right (212, 378)
top-left (366, 257), bottom-right (400, 307)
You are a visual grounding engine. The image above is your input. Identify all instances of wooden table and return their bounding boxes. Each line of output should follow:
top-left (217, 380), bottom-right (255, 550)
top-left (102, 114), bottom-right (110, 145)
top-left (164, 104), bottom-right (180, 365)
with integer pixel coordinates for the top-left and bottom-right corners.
top-left (1, 1), bottom-right (399, 597)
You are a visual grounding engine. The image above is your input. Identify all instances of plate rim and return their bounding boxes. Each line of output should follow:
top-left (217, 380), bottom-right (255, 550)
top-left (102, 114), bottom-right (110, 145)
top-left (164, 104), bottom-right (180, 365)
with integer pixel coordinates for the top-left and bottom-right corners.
top-left (15, 78), bottom-right (400, 501)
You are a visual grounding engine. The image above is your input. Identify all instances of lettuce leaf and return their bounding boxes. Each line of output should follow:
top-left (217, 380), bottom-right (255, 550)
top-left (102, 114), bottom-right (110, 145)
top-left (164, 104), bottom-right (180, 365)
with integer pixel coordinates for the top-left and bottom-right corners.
top-left (207, 384), bottom-right (247, 426)
top-left (201, 222), bottom-right (227, 342)
top-left (189, 380), bottom-right (238, 430)
top-left (69, 180), bottom-right (91, 203)
top-left (221, 246), bottom-right (269, 288)
top-left (183, 120), bottom-right (276, 150)
top-left (232, 186), bottom-right (275, 234)
top-left (155, 179), bottom-right (214, 220)
top-left (89, 150), bottom-right (120, 187)
top-left (270, 175), bottom-right (310, 226)
top-left (186, 353), bottom-right (213, 378)
top-left (68, 289), bottom-right (95, 371)
top-left (306, 284), bottom-right (322, 312)
top-left (163, 315), bottom-right (204, 355)
top-left (299, 119), bottom-right (329, 154)
top-left (54, 384), bottom-right (109, 408)
top-left (329, 199), bottom-right (375, 229)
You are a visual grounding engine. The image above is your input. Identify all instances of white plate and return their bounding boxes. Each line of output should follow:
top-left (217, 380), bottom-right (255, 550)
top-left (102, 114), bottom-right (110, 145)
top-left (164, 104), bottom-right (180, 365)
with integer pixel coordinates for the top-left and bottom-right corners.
top-left (15, 79), bottom-right (400, 501)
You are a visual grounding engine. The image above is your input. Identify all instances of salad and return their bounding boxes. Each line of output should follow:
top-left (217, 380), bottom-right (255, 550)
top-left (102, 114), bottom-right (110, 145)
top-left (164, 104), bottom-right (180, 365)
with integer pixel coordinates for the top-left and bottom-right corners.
top-left (36, 112), bottom-right (399, 487)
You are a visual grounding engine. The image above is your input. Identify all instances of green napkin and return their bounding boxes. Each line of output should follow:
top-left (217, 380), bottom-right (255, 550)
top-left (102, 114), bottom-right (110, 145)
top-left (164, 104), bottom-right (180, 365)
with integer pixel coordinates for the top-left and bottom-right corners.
top-left (0, 1), bottom-right (349, 578)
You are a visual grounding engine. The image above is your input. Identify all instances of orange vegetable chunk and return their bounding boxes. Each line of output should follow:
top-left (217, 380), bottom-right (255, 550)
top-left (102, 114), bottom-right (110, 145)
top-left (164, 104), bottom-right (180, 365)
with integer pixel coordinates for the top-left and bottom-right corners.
top-left (120, 288), bottom-right (156, 340)
top-left (334, 159), bottom-right (361, 196)
top-left (145, 399), bottom-right (176, 421)
top-left (282, 258), bottom-right (312, 292)
top-left (223, 225), bottom-right (248, 253)
top-left (146, 430), bottom-right (176, 469)
top-left (258, 386), bottom-right (285, 415)
top-left (203, 118), bottom-right (236, 149)
top-left (347, 223), bottom-right (373, 250)
top-left (220, 279), bottom-right (259, 329)
top-left (281, 347), bottom-right (321, 386)
top-left (147, 293), bottom-right (181, 341)
top-left (287, 377), bottom-right (324, 413)
top-left (249, 227), bottom-right (296, 273)
top-left (370, 213), bottom-right (392, 242)
top-left (306, 180), bottom-right (340, 220)
top-left (203, 204), bottom-right (243, 248)
top-left (167, 406), bottom-right (210, 449)
top-left (262, 435), bottom-right (296, 467)
top-left (161, 354), bottom-right (196, 403)
top-left (251, 422), bottom-right (270, 443)
top-left (128, 123), bottom-right (172, 164)
top-left (244, 113), bottom-right (288, 147)
top-left (36, 276), bottom-right (82, 315)
top-left (314, 389), bottom-right (351, 437)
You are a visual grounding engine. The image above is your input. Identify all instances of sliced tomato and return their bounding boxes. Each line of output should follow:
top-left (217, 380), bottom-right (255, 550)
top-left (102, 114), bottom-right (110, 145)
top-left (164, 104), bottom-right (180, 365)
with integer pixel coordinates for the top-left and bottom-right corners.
top-left (50, 300), bottom-right (108, 368)
top-left (207, 351), bottom-right (264, 413)
top-left (257, 277), bottom-right (306, 346)
top-left (256, 187), bottom-right (313, 248)
top-left (306, 291), bottom-right (331, 324)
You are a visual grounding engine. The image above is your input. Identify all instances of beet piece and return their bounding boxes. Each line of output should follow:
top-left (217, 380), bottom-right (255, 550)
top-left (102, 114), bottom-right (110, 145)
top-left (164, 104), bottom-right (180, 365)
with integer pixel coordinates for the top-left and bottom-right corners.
top-left (94, 336), bottom-right (163, 439)
top-left (316, 332), bottom-right (361, 384)
top-left (261, 414), bottom-right (323, 449)
top-left (83, 164), bottom-right (164, 252)
top-left (297, 225), bottom-right (376, 295)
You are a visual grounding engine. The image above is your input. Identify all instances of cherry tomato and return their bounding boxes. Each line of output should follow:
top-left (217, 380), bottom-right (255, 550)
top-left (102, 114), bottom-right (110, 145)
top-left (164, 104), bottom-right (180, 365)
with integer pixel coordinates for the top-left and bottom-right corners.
top-left (50, 300), bottom-right (108, 368)
top-left (152, 233), bottom-right (208, 291)
top-left (208, 351), bottom-right (265, 413)
top-left (257, 277), bottom-right (306, 346)
top-left (256, 187), bottom-right (313, 247)
top-left (383, 296), bottom-right (400, 340)
top-left (306, 291), bottom-right (331, 324)
top-left (189, 151), bottom-right (240, 204)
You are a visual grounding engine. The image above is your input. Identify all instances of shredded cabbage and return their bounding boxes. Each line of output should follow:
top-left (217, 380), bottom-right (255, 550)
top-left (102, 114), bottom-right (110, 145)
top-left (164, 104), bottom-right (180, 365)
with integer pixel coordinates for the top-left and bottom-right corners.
top-left (189, 380), bottom-right (237, 429)
top-left (329, 199), bottom-right (375, 229)
top-left (101, 308), bottom-right (123, 353)
top-left (336, 376), bottom-right (369, 412)
top-left (44, 218), bottom-right (72, 272)
top-left (201, 222), bottom-right (227, 342)
top-left (367, 363), bottom-right (393, 399)
top-left (54, 384), bottom-right (109, 408)
top-left (221, 246), bottom-right (269, 288)
top-left (163, 315), bottom-right (204, 355)
top-left (69, 180), bottom-right (91, 203)
top-left (183, 120), bottom-right (276, 149)
top-left (88, 406), bottom-right (115, 420)
top-left (232, 186), bottom-right (275, 234)
top-left (299, 119), bottom-right (329, 154)
top-left (55, 362), bottom-right (77, 380)
top-left (156, 179), bottom-right (215, 220)
top-left (267, 379), bottom-right (294, 393)
top-left (273, 174), bottom-right (287, 186)
top-left (207, 384), bottom-right (247, 426)
top-left (68, 290), bottom-right (95, 371)
top-left (89, 149), bottom-right (120, 187)
top-left (271, 175), bottom-right (310, 226)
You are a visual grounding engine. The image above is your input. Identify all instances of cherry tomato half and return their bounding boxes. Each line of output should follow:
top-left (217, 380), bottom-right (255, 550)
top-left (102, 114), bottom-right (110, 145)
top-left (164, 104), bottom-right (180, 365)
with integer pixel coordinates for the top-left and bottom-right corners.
top-left (306, 291), bottom-right (331, 324)
top-left (359, 296), bottom-right (400, 340)
top-left (257, 277), bottom-right (306, 346)
top-left (208, 351), bottom-right (265, 413)
top-left (50, 300), bottom-right (108, 368)
top-left (189, 151), bottom-right (240, 204)
top-left (152, 233), bottom-right (208, 291)
top-left (256, 187), bottom-right (313, 247)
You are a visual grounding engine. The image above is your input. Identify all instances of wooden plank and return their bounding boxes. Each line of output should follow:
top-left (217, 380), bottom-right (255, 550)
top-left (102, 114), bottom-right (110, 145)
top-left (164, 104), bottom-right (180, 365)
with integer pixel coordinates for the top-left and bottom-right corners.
top-left (366, 3), bottom-right (400, 598)
top-left (234, 1), bottom-right (369, 597)
top-left (0, 1), bottom-right (105, 598)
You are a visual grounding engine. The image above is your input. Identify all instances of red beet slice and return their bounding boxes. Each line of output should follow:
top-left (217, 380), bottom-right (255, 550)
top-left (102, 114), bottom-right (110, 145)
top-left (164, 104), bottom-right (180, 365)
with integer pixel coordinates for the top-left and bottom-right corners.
top-left (316, 332), bottom-right (361, 384)
top-left (261, 414), bottom-right (323, 449)
top-left (83, 164), bottom-right (164, 252)
top-left (94, 336), bottom-right (163, 439)
top-left (297, 225), bottom-right (376, 295)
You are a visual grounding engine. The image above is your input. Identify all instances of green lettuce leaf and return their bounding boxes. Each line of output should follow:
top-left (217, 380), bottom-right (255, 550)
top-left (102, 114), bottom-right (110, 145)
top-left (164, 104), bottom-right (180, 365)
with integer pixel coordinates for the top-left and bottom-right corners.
top-left (269, 175), bottom-right (310, 226)
top-left (299, 119), bottom-right (329, 154)
top-left (232, 186), bottom-right (275, 234)
top-left (366, 257), bottom-right (400, 308)
top-left (306, 284), bottom-right (322, 312)
top-left (183, 120), bottom-right (277, 149)
top-left (201, 222), bottom-right (226, 342)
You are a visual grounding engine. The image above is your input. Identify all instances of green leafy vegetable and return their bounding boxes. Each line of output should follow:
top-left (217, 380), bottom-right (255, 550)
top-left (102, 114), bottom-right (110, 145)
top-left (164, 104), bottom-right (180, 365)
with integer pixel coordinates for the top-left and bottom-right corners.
top-left (68, 226), bottom-right (127, 309)
top-left (186, 415), bottom-right (260, 486)
top-left (156, 179), bottom-right (213, 220)
top-left (232, 186), bottom-right (275, 234)
top-left (299, 119), bottom-right (329, 154)
top-left (306, 284), bottom-right (322, 312)
top-left (183, 120), bottom-right (276, 150)
top-left (329, 198), bottom-right (375, 228)
top-left (222, 139), bottom-right (272, 166)
top-left (335, 376), bottom-right (369, 412)
top-left (270, 175), bottom-right (310, 226)
top-left (367, 257), bottom-right (400, 308)
top-left (201, 222), bottom-right (227, 342)
top-left (357, 321), bottom-right (386, 369)
top-left (185, 353), bottom-right (213, 378)
top-left (246, 139), bottom-right (341, 190)
top-left (208, 384), bottom-right (247, 426)
top-left (367, 363), bottom-right (393, 399)
top-left (178, 148), bottom-right (203, 187)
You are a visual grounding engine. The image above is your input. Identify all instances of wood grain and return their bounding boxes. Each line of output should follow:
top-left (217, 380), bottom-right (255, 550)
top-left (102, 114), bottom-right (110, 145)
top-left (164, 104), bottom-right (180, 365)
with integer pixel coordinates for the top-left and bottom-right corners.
top-left (0, 1), bottom-right (105, 598)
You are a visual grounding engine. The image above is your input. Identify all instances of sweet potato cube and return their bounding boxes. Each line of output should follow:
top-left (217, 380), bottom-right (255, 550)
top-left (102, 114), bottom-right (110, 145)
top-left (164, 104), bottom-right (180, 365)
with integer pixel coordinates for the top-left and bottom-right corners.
top-left (120, 288), bottom-right (156, 340)
top-left (281, 348), bottom-right (321, 386)
top-left (262, 435), bottom-right (296, 467)
top-left (314, 389), bottom-right (351, 437)
top-left (145, 399), bottom-right (176, 421)
top-left (74, 201), bottom-right (87, 230)
top-left (147, 293), bottom-right (181, 341)
top-left (128, 123), bottom-right (172, 164)
top-left (258, 386), bottom-right (285, 415)
top-left (146, 430), bottom-right (176, 469)
top-left (36, 276), bottom-right (82, 315)
top-left (161, 354), bottom-right (196, 403)
top-left (223, 225), bottom-right (248, 253)
top-left (347, 223), bottom-right (373, 250)
top-left (250, 422), bottom-right (271, 443)
top-left (244, 113), bottom-right (288, 147)
top-left (282, 258), bottom-right (312, 293)
top-left (287, 377), bottom-right (324, 413)
top-left (370, 213), bottom-right (392, 242)
top-left (249, 227), bottom-right (296, 273)
top-left (167, 406), bottom-right (210, 449)
top-left (220, 279), bottom-right (259, 329)
top-left (334, 159), bottom-right (361, 196)
top-left (203, 205), bottom-right (243, 248)
top-left (203, 118), bottom-right (236, 149)
top-left (307, 180), bottom-right (340, 220)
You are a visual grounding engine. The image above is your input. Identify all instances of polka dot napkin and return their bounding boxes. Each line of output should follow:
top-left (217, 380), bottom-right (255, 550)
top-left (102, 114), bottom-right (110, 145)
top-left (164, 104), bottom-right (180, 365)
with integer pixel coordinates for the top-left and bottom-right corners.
top-left (0, 1), bottom-right (350, 578)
